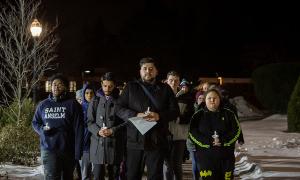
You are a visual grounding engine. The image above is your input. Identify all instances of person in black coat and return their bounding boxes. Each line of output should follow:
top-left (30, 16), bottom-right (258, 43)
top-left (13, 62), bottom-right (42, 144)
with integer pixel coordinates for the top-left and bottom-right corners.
top-left (116, 57), bottom-right (180, 180)
top-left (189, 88), bottom-right (241, 180)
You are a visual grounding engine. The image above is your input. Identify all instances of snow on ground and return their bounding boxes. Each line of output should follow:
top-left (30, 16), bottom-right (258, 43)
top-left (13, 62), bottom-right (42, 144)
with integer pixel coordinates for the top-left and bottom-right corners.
top-left (236, 114), bottom-right (300, 179)
top-left (230, 96), bottom-right (264, 119)
top-left (241, 114), bottom-right (300, 158)
top-left (0, 164), bottom-right (42, 179)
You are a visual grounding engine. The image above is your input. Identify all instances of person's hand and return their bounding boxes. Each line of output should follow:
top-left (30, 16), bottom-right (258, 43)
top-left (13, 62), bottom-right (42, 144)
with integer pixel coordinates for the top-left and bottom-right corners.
top-left (98, 128), bottom-right (111, 137)
top-left (98, 129), bottom-right (105, 137)
top-left (102, 128), bottom-right (113, 137)
top-left (137, 113), bottom-right (147, 117)
top-left (144, 112), bottom-right (159, 122)
top-left (212, 141), bottom-right (221, 146)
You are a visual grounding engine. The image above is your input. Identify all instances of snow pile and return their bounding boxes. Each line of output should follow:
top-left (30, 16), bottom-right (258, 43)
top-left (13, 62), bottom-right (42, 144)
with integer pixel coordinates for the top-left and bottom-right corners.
top-left (239, 164), bottom-right (263, 180)
top-left (230, 96), bottom-right (264, 119)
top-left (272, 137), bottom-right (300, 149)
top-left (0, 164), bottom-right (42, 179)
top-left (262, 114), bottom-right (287, 121)
top-left (0, 168), bottom-right (8, 177)
top-left (234, 145), bottom-right (263, 179)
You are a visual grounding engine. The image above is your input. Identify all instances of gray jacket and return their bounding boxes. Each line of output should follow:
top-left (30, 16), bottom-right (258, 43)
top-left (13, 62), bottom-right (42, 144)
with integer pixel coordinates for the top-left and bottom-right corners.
top-left (87, 90), bottom-right (126, 164)
top-left (169, 91), bottom-right (194, 140)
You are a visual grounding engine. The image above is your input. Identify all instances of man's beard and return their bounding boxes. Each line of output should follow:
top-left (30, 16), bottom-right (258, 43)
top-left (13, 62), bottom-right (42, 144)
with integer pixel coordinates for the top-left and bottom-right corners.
top-left (142, 76), bottom-right (155, 83)
top-left (104, 91), bottom-right (112, 96)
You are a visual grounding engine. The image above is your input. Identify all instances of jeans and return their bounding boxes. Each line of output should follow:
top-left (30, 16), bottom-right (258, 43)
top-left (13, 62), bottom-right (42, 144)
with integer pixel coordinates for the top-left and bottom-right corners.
top-left (79, 152), bottom-right (92, 180)
top-left (188, 149), bottom-right (200, 180)
top-left (163, 140), bottom-right (185, 180)
top-left (41, 150), bottom-right (75, 180)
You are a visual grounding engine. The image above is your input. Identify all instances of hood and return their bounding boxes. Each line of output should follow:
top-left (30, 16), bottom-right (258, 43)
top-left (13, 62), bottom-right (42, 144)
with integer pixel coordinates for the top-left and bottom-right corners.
top-left (82, 83), bottom-right (96, 104)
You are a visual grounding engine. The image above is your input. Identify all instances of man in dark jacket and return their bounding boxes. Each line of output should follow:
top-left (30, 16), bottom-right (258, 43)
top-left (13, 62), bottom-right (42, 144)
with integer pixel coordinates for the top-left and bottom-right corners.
top-left (116, 57), bottom-right (180, 180)
top-left (32, 73), bottom-right (84, 180)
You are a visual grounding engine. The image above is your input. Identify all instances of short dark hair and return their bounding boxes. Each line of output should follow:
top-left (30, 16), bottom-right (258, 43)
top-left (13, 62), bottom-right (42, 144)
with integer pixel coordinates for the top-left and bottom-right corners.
top-left (101, 72), bottom-right (115, 82)
top-left (49, 73), bottom-right (68, 87)
top-left (166, 71), bottom-right (180, 78)
top-left (139, 57), bottom-right (156, 67)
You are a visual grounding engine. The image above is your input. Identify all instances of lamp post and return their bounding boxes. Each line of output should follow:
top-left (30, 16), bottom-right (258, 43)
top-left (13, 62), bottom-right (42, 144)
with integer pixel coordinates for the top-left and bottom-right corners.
top-left (30, 19), bottom-right (42, 103)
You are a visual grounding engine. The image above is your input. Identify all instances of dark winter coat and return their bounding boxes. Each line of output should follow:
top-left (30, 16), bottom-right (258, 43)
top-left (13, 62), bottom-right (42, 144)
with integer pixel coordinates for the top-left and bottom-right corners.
top-left (87, 89), bottom-right (126, 164)
top-left (116, 79), bottom-right (180, 150)
top-left (189, 105), bottom-right (241, 159)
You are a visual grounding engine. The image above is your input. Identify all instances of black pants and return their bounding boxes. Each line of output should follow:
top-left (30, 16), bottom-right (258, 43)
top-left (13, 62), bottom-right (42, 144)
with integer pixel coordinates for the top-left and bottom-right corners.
top-left (127, 148), bottom-right (164, 180)
top-left (93, 164), bottom-right (120, 180)
top-left (196, 152), bottom-right (235, 180)
top-left (41, 150), bottom-right (75, 180)
top-left (164, 140), bottom-right (186, 180)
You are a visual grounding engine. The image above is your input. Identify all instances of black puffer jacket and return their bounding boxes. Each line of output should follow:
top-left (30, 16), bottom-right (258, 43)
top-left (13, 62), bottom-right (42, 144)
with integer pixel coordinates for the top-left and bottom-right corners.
top-left (116, 79), bottom-right (179, 150)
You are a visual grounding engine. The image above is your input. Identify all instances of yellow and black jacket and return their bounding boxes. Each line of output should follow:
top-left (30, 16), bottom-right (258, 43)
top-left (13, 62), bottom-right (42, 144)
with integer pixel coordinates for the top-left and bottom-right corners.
top-left (189, 105), bottom-right (241, 159)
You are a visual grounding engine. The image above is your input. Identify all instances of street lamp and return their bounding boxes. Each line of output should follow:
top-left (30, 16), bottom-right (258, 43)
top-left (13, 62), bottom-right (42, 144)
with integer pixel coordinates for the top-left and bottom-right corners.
top-left (30, 19), bottom-right (42, 103)
top-left (30, 19), bottom-right (42, 37)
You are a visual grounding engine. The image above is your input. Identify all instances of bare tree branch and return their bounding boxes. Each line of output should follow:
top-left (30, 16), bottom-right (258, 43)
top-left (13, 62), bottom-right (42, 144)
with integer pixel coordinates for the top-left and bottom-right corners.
top-left (0, 0), bottom-right (59, 122)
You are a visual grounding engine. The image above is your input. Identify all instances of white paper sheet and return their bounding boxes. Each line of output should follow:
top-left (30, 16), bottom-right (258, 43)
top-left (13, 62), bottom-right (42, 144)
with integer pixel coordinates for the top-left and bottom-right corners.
top-left (128, 116), bottom-right (157, 135)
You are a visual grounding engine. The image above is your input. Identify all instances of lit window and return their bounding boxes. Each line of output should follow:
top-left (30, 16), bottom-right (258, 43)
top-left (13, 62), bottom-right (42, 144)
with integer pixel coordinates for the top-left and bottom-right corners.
top-left (45, 81), bottom-right (51, 92)
top-left (69, 81), bottom-right (77, 92)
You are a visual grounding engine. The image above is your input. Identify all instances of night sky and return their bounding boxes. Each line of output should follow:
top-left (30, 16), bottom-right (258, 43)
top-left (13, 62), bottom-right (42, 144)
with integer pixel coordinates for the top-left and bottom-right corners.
top-left (41, 0), bottom-right (300, 81)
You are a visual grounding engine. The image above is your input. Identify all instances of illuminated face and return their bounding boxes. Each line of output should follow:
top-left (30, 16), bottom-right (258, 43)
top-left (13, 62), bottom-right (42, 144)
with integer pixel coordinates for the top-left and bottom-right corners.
top-left (101, 80), bottom-right (115, 96)
top-left (197, 94), bottom-right (205, 105)
top-left (140, 63), bottom-right (158, 83)
top-left (181, 86), bottom-right (189, 93)
top-left (205, 91), bottom-right (220, 112)
top-left (202, 83), bottom-right (209, 92)
top-left (76, 97), bottom-right (82, 104)
top-left (166, 75), bottom-right (180, 91)
top-left (51, 79), bottom-right (66, 97)
top-left (84, 89), bottom-right (94, 103)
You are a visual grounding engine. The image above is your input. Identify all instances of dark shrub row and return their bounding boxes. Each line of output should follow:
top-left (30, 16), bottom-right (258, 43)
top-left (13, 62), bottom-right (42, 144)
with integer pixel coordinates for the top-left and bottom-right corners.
top-left (252, 63), bottom-right (300, 113)
top-left (288, 76), bottom-right (300, 132)
top-left (0, 99), bottom-right (39, 166)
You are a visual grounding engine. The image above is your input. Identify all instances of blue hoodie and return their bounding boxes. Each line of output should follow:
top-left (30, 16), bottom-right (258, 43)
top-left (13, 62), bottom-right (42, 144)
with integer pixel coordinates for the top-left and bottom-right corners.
top-left (32, 93), bottom-right (84, 160)
top-left (81, 83), bottom-right (95, 152)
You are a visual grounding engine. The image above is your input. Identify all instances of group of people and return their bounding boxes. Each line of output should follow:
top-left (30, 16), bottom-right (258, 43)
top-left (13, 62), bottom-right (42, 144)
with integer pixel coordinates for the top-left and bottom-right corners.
top-left (32, 57), bottom-right (243, 180)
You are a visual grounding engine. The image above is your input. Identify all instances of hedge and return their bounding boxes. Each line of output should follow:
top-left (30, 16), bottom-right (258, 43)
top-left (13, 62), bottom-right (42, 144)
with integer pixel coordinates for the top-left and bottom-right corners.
top-left (252, 63), bottom-right (300, 113)
top-left (287, 75), bottom-right (300, 132)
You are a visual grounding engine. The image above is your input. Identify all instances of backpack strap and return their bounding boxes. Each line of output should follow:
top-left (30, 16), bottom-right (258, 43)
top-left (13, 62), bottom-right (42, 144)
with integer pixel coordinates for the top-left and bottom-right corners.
top-left (135, 80), bottom-right (159, 109)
